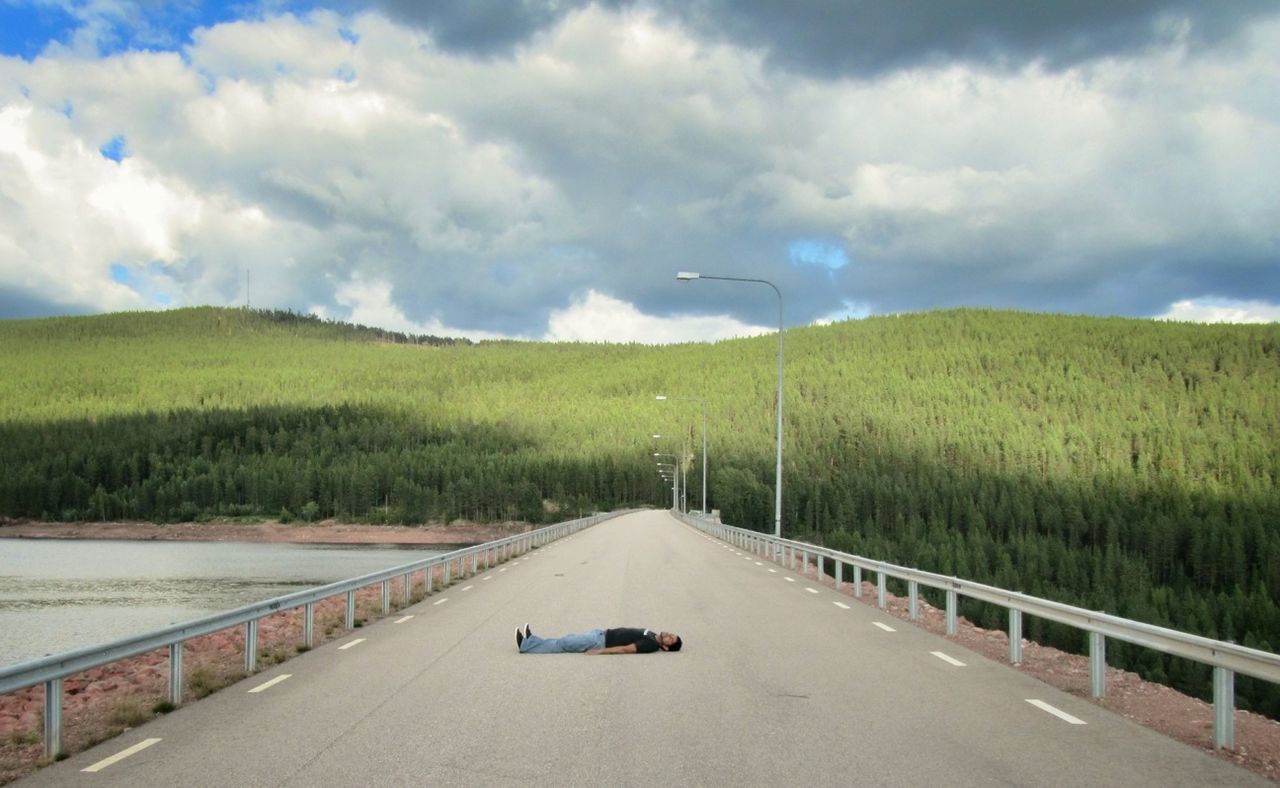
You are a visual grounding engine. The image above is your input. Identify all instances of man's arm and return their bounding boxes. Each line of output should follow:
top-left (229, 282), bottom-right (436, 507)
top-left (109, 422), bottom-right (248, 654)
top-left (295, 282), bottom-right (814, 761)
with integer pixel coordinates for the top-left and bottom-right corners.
top-left (586, 644), bottom-right (638, 655)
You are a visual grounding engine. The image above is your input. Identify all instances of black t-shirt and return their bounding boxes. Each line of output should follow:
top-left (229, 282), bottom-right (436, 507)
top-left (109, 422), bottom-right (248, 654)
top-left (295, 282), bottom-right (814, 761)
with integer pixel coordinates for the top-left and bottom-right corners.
top-left (605, 627), bottom-right (660, 653)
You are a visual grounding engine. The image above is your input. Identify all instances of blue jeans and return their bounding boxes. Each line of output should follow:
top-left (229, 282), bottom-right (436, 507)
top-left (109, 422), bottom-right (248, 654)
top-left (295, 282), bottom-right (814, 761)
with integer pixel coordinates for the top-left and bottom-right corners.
top-left (519, 628), bottom-right (606, 654)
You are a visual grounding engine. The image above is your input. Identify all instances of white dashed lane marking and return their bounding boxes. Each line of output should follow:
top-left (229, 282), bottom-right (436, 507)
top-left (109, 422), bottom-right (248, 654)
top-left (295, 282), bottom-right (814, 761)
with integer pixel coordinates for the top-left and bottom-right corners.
top-left (873, 622), bottom-right (897, 632)
top-left (767, 569), bottom-right (778, 574)
top-left (784, 577), bottom-right (796, 583)
top-left (433, 598), bottom-right (449, 606)
top-left (1027, 699), bottom-right (1087, 725)
top-left (394, 615), bottom-right (414, 624)
top-left (82, 739), bottom-right (162, 773)
top-left (931, 651), bottom-right (966, 667)
top-left (805, 587), bottom-right (819, 594)
top-left (461, 585), bottom-right (474, 592)
top-left (832, 602), bottom-right (851, 609)
top-left (248, 674), bottom-right (292, 693)
top-left (338, 638), bottom-right (366, 651)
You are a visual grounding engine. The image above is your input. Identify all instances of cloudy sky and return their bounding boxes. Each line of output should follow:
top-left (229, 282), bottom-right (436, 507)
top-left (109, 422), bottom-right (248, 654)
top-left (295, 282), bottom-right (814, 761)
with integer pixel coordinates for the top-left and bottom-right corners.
top-left (1, 0), bottom-right (1277, 342)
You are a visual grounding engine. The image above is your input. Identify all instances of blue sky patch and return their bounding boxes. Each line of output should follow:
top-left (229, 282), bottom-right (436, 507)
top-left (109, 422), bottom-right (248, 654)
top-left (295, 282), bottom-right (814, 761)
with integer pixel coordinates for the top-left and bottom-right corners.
top-left (787, 239), bottom-right (849, 271)
top-left (99, 135), bottom-right (128, 162)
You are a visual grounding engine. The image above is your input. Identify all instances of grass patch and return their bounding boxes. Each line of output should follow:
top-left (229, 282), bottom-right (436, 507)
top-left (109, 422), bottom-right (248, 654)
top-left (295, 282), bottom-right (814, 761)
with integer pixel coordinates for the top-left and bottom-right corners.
top-left (108, 699), bottom-right (149, 729)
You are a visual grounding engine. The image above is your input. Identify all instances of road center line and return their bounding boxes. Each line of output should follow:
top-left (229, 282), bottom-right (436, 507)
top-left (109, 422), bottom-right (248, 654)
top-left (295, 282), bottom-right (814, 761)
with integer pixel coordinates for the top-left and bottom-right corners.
top-left (82, 738), bottom-right (161, 773)
top-left (248, 674), bottom-right (292, 693)
top-left (931, 651), bottom-right (966, 667)
top-left (832, 602), bottom-right (851, 609)
top-left (433, 598), bottom-right (449, 605)
top-left (394, 615), bottom-right (414, 624)
top-left (1027, 699), bottom-right (1087, 725)
top-left (338, 638), bottom-right (366, 650)
top-left (873, 622), bottom-right (896, 632)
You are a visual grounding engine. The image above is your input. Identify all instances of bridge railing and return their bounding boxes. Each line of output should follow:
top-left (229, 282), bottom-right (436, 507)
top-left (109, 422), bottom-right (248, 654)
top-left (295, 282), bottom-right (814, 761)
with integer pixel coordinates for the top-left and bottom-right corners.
top-left (675, 510), bottom-right (1280, 750)
top-left (0, 510), bottom-right (627, 758)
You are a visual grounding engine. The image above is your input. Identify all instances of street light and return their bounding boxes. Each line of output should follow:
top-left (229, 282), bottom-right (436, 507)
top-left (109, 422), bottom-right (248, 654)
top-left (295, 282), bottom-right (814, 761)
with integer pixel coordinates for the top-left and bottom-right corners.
top-left (677, 271), bottom-right (784, 540)
top-left (655, 459), bottom-right (678, 510)
top-left (656, 394), bottom-right (707, 514)
top-left (652, 434), bottom-right (687, 512)
top-left (654, 452), bottom-right (680, 511)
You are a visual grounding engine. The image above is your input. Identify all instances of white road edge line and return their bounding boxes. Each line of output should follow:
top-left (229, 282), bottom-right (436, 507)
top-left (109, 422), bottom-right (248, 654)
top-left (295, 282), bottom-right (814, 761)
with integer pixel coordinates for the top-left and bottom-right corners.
top-left (82, 738), bottom-right (162, 773)
top-left (873, 622), bottom-right (896, 632)
top-left (931, 651), bottom-right (966, 667)
top-left (833, 602), bottom-right (851, 609)
top-left (433, 598), bottom-right (449, 605)
top-left (394, 615), bottom-right (414, 624)
top-left (338, 638), bottom-right (366, 650)
top-left (248, 674), bottom-right (292, 693)
top-left (1027, 699), bottom-right (1087, 725)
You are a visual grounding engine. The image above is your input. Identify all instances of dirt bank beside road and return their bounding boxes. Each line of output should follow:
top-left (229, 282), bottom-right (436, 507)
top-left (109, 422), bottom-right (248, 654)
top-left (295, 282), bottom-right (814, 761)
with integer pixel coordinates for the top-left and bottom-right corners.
top-left (0, 518), bottom-right (533, 546)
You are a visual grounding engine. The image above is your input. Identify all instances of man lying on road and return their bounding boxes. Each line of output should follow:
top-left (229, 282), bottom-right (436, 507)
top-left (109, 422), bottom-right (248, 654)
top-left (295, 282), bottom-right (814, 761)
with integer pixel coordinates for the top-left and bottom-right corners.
top-left (515, 624), bottom-right (682, 654)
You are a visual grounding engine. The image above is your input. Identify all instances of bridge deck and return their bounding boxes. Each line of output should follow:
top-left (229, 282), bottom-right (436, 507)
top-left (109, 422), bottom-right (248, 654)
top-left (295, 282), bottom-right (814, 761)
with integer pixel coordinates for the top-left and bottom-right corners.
top-left (17, 511), bottom-right (1263, 786)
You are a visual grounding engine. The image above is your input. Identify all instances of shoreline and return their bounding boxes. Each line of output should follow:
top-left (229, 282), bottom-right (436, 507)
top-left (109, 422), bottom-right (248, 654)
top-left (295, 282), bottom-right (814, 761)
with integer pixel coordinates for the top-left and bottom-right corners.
top-left (0, 518), bottom-right (534, 546)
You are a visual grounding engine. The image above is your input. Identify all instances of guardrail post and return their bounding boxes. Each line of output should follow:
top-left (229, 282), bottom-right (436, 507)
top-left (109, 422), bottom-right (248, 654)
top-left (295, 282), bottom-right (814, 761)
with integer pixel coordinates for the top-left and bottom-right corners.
top-left (877, 572), bottom-right (886, 609)
top-left (946, 589), bottom-right (957, 635)
top-left (245, 619), bottom-right (258, 673)
top-left (169, 642), bottom-right (183, 705)
top-left (1009, 609), bottom-right (1022, 665)
top-left (471, 552), bottom-right (478, 576)
top-left (402, 573), bottom-right (411, 606)
top-left (853, 566), bottom-right (862, 597)
top-left (1213, 667), bottom-right (1235, 749)
top-left (908, 580), bottom-right (918, 621)
top-left (43, 678), bottom-right (62, 759)
top-left (381, 580), bottom-right (390, 614)
top-left (1089, 632), bottom-right (1106, 698)
top-left (835, 561), bottom-right (843, 591)
top-left (817, 555), bottom-right (824, 583)
top-left (444, 561), bottom-right (452, 587)
top-left (345, 590), bottom-right (356, 629)
top-left (304, 602), bottom-right (314, 648)
top-left (425, 565), bottom-right (433, 594)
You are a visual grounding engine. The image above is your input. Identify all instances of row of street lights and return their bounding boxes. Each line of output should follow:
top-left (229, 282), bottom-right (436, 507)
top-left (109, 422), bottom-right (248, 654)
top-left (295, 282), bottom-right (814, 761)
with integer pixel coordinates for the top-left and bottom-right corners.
top-left (649, 272), bottom-right (785, 541)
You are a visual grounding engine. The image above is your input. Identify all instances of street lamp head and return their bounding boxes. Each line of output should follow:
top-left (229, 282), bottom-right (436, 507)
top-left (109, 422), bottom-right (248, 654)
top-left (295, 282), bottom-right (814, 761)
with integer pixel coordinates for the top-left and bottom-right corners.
top-left (676, 272), bottom-right (700, 281)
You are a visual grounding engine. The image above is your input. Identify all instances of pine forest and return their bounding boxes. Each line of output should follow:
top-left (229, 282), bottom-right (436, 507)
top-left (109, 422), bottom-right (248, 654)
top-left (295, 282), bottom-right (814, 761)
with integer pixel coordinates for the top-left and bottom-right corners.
top-left (1, 306), bottom-right (1277, 715)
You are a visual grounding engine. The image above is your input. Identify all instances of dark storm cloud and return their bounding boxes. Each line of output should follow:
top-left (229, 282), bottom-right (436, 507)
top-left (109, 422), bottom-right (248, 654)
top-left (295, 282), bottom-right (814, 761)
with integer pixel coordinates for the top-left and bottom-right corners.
top-left (372, 0), bottom-right (588, 56)
top-left (368, 0), bottom-right (1278, 75)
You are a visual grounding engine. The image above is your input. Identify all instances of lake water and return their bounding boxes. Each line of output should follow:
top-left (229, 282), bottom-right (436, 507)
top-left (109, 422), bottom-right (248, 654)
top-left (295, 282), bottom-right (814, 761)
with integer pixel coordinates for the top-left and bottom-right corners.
top-left (0, 539), bottom-right (447, 668)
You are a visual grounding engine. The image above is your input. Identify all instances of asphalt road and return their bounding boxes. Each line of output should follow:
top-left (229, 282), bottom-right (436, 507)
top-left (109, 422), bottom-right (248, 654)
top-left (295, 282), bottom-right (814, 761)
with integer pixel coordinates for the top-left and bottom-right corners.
top-left (18, 510), bottom-right (1266, 787)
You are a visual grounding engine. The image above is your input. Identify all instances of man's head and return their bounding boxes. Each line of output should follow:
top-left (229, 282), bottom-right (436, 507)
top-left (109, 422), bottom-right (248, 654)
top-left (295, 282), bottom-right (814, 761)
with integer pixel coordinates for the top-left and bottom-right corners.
top-left (658, 631), bottom-right (682, 651)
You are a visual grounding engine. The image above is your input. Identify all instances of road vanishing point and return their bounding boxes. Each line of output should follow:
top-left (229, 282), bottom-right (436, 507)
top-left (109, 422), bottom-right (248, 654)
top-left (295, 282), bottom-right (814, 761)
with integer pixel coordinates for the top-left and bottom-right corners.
top-left (17, 511), bottom-right (1265, 787)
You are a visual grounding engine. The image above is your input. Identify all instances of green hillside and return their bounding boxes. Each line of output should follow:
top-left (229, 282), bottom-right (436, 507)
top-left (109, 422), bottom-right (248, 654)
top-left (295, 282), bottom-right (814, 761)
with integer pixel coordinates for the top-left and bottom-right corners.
top-left (1, 306), bottom-right (1278, 714)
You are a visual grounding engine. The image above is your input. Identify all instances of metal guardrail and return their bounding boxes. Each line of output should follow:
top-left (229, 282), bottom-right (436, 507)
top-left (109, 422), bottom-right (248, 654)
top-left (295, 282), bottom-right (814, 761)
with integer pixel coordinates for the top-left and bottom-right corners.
top-left (675, 510), bottom-right (1280, 750)
top-left (0, 511), bottom-right (628, 758)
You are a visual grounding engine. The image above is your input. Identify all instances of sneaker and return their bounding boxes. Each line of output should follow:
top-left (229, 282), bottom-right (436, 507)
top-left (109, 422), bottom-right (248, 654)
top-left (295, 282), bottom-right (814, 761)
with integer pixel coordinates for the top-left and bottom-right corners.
top-left (515, 627), bottom-right (524, 648)
top-left (524, 623), bottom-right (532, 638)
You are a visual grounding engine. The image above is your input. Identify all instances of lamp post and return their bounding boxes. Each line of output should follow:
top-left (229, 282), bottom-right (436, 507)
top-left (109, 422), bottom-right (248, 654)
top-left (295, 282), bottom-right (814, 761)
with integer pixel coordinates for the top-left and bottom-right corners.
top-left (676, 271), bottom-right (784, 540)
top-left (652, 433), bottom-right (686, 512)
top-left (656, 395), bottom-right (707, 514)
top-left (655, 459), bottom-right (678, 510)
